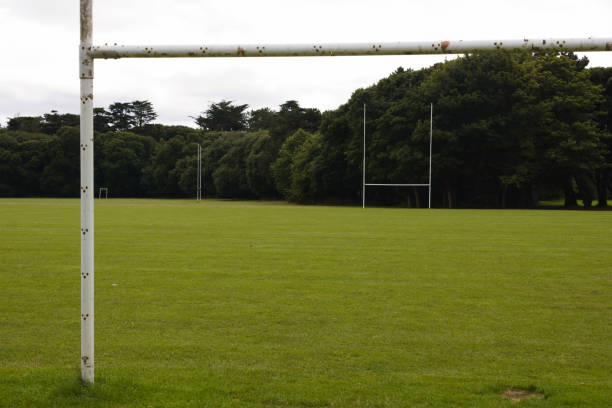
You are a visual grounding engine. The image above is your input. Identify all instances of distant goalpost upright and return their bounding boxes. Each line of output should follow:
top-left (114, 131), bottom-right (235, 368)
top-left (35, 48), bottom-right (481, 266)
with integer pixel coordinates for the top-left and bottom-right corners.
top-left (196, 143), bottom-right (202, 201)
top-left (362, 103), bottom-right (433, 209)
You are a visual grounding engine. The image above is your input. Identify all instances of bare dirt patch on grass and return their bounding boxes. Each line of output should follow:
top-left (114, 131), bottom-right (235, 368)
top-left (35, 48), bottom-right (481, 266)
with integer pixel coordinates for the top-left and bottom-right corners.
top-left (503, 388), bottom-right (544, 402)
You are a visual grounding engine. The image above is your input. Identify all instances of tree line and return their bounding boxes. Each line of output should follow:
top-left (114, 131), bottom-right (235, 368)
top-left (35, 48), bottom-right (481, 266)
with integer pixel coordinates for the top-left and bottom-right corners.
top-left (1, 51), bottom-right (611, 207)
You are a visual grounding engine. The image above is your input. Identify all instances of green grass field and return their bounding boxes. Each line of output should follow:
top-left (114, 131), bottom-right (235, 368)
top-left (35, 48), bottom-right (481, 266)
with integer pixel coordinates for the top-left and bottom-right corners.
top-left (1, 199), bottom-right (611, 407)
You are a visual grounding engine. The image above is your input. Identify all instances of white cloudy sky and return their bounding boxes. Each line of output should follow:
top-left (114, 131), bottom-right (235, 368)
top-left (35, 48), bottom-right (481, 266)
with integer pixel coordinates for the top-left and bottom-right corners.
top-left (1, 0), bottom-right (611, 127)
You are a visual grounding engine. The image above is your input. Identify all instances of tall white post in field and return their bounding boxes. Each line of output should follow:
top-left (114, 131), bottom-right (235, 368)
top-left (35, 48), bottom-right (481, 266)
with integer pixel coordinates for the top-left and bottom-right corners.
top-left (79, 0), bottom-right (95, 384)
top-left (362, 104), bottom-right (366, 209)
top-left (429, 103), bottom-right (433, 209)
top-left (197, 144), bottom-right (202, 201)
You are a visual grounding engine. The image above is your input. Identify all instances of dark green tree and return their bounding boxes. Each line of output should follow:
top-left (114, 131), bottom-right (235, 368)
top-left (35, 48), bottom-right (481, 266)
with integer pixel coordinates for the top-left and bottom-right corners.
top-left (93, 107), bottom-right (113, 132)
top-left (589, 67), bottom-right (612, 207)
top-left (212, 136), bottom-right (253, 198)
top-left (532, 53), bottom-right (604, 207)
top-left (175, 153), bottom-right (199, 197)
top-left (245, 132), bottom-right (277, 197)
top-left (248, 108), bottom-right (277, 131)
top-left (96, 131), bottom-right (156, 197)
top-left (271, 100), bottom-right (321, 142)
top-left (0, 131), bottom-right (22, 196)
top-left (288, 132), bottom-right (325, 203)
top-left (130, 100), bottom-right (158, 127)
top-left (194, 100), bottom-right (249, 131)
top-left (152, 137), bottom-right (189, 196)
top-left (108, 102), bottom-right (135, 130)
top-left (40, 127), bottom-right (80, 196)
top-left (417, 51), bottom-right (539, 207)
top-left (271, 129), bottom-right (312, 199)
top-left (7, 116), bottom-right (43, 133)
top-left (41, 111), bottom-right (79, 134)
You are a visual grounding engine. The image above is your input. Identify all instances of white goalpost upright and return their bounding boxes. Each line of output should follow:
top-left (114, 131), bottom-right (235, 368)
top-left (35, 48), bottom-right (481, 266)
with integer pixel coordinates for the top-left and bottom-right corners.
top-left (362, 104), bottom-right (366, 209)
top-left (362, 103), bottom-right (434, 209)
top-left (429, 102), bottom-right (433, 209)
top-left (79, 0), bottom-right (94, 384)
top-left (78, 0), bottom-right (612, 383)
top-left (196, 144), bottom-right (202, 201)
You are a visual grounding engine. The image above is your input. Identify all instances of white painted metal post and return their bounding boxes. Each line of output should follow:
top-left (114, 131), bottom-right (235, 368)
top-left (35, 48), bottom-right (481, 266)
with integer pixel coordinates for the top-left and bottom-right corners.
top-left (362, 104), bottom-right (366, 209)
top-left (429, 103), bottom-right (433, 209)
top-left (197, 144), bottom-right (202, 201)
top-left (91, 38), bottom-right (612, 59)
top-left (79, 0), bottom-right (94, 384)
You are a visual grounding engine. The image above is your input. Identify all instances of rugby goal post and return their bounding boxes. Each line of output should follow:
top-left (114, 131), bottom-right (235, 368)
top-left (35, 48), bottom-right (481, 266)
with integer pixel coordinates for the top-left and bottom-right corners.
top-left (362, 103), bottom-right (434, 209)
top-left (79, 0), bottom-right (612, 383)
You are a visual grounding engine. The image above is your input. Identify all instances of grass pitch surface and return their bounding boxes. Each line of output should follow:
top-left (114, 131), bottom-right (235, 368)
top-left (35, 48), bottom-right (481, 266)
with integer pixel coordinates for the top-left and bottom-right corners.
top-left (1, 198), bottom-right (611, 407)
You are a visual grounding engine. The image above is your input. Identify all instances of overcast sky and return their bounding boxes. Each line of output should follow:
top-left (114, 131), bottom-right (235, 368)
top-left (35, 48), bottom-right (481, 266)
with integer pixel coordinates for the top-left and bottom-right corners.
top-left (1, 0), bottom-right (611, 127)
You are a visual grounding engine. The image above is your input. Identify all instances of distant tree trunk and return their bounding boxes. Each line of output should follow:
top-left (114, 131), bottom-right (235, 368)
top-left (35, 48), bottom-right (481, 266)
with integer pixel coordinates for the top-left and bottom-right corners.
top-left (576, 173), bottom-right (596, 208)
top-left (414, 187), bottom-right (421, 208)
top-left (501, 184), bottom-right (508, 209)
top-left (564, 178), bottom-right (578, 207)
top-left (597, 170), bottom-right (609, 208)
top-left (531, 183), bottom-right (540, 208)
top-left (444, 180), bottom-right (453, 208)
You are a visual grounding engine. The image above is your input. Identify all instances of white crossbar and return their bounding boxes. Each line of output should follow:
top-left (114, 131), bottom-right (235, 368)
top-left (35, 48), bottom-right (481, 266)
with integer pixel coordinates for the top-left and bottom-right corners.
top-left (90, 38), bottom-right (612, 60)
